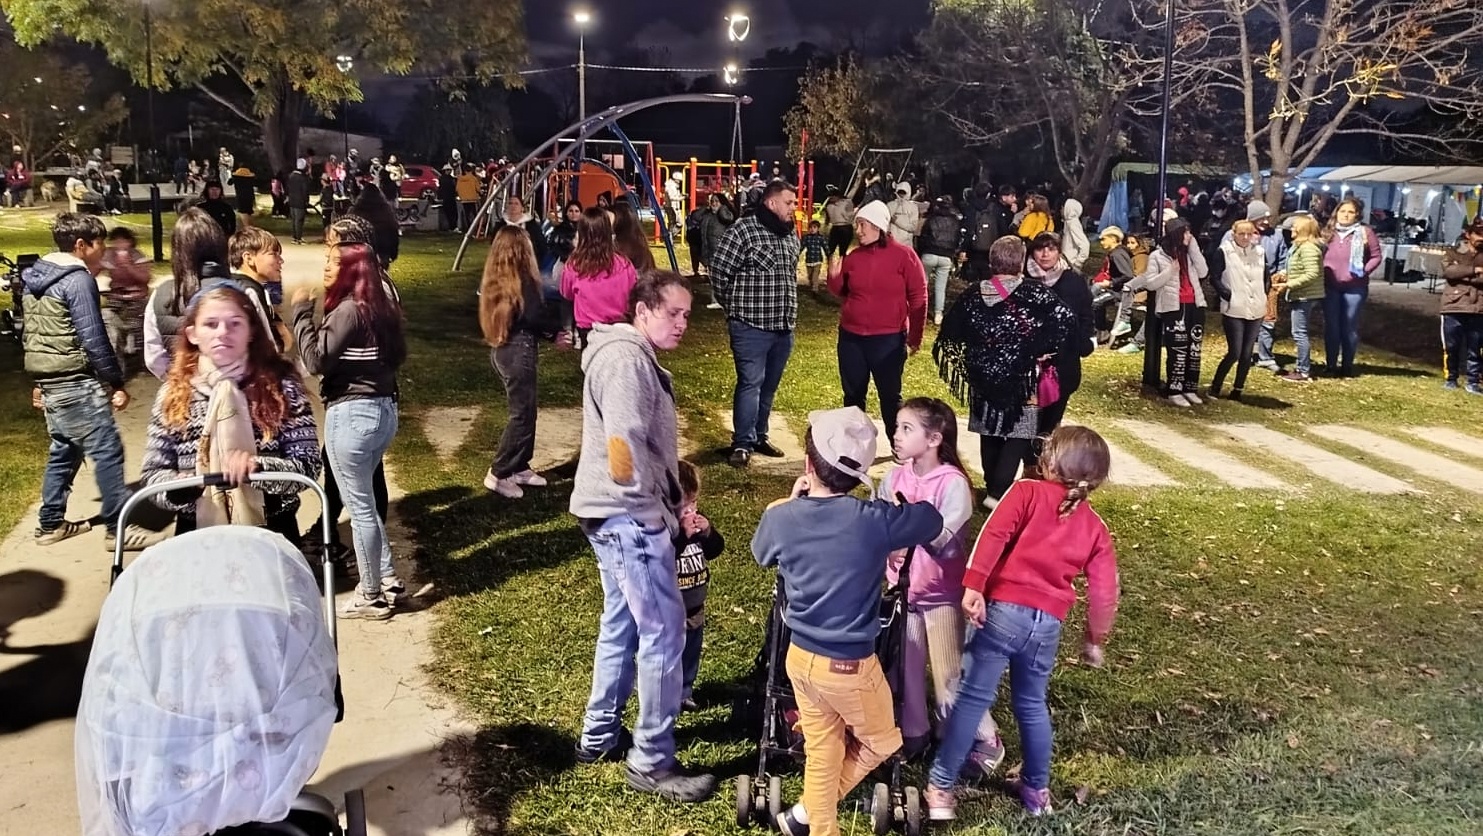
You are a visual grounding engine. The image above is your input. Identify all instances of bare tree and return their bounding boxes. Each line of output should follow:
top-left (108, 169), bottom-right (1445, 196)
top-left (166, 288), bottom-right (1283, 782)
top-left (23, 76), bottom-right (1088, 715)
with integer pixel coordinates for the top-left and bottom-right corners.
top-left (1180, 0), bottom-right (1483, 209)
top-left (0, 40), bottom-right (127, 171)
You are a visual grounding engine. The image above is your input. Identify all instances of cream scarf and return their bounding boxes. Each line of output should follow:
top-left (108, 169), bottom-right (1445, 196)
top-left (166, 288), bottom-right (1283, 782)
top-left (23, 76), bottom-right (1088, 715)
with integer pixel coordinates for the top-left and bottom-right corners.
top-left (192, 354), bottom-right (265, 527)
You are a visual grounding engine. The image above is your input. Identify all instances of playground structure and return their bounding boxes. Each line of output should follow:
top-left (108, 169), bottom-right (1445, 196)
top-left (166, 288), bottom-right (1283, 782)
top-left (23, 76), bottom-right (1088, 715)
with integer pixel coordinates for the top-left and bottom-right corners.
top-left (649, 157), bottom-right (818, 241)
top-left (452, 94), bottom-right (752, 273)
top-left (843, 147), bottom-right (915, 200)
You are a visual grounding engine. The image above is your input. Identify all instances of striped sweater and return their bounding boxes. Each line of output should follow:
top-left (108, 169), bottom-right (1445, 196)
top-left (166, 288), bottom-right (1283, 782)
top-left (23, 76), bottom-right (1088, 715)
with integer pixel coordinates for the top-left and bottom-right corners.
top-left (292, 298), bottom-right (402, 406)
top-left (140, 374), bottom-right (322, 516)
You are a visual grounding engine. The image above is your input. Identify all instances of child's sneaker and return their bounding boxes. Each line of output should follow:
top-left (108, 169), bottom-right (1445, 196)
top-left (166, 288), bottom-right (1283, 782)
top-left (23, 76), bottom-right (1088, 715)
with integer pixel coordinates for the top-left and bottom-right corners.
top-left (965, 735), bottom-right (1006, 781)
top-left (341, 592), bottom-right (392, 620)
top-left (923, 784), bottom-right (957, 821)
top-left (35, 519), bottom-right (91, 546)
top-left (1015, 781), bottom-right (1053, 816)
top-left (775, 805), bottom-right (810, 836)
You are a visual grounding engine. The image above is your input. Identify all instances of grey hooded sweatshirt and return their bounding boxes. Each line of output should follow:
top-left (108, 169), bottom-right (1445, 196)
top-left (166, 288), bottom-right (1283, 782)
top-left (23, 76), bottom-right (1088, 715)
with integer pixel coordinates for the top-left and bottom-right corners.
top-left (569, 323), bottom-right (683, 536)
top-left (1061, 199), bottom-right (1091, 271)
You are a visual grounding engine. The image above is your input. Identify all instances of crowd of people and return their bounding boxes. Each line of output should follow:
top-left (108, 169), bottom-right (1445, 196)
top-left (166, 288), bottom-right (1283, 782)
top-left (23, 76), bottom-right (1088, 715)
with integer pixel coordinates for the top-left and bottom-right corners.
top-left (14, 149), bottom-right (1483, 833)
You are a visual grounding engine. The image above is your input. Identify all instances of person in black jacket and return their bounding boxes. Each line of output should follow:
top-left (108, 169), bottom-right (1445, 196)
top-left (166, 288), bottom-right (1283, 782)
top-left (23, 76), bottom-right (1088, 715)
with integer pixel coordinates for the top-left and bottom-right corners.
top-left (286, 159), bottom-right (312, 244)
top-left (348, 186), bottom-right (401, 267)
top-left (477, 225), bottom-right (559, 498)
top-left (1092, 226), bottom-right (1138, 341)
top-left (197, 181), bottom-right (237, 237)
top-left (1025, 233), bottom-right (1095, 471)
top-left (548, 199), bottom-right (582, 262)
top-left (492, 194), bottom-right (549, 268)
top-left (437, 165), bottom-right (458, 232)
top-left (920, 196), bottom-right (961, 324)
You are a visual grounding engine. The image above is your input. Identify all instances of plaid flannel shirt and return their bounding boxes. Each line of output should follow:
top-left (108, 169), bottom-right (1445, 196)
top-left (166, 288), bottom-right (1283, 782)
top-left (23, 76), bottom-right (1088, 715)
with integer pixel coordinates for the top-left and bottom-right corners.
top-left (709, 214), bottom-right (802, 331)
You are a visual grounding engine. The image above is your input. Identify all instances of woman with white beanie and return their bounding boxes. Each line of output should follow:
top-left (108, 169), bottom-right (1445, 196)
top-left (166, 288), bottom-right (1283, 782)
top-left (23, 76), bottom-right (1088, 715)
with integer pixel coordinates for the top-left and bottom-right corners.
top-left (827, 200), bottom-right (929, 442)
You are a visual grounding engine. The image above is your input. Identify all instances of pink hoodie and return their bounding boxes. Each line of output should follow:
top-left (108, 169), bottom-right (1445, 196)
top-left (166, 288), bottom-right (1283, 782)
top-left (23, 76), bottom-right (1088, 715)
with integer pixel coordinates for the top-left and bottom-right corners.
top-left (561, 254), bottom-right (638, 329)
top-left (882, 463), bottom-right (972, 608)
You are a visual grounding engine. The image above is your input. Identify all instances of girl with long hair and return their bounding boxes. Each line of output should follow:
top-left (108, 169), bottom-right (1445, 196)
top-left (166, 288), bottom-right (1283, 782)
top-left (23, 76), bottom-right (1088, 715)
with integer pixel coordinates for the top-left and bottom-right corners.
top-left (1016, 194), bottom-right (1056, 240)
top-left (1124, 218), bottom-right (1210, 406)
top-left (879, 397), bottom-right (1004, 775)
top-left (293, 220), bottom-right (407, 620)
top-left (144, 208), bottom-right (272, 378)
top-left (141, 286), bottom-right (320, 542)
top-left (348, 185), bottom-right (402, 267)
top-left (925, 425), bottom-right (1119, 822)
top-left (612, 201), bottom-right (657, 271)
top-left (1208, 219), bottom-right (1270, 399)
top-left (479, 226), bottom-right (557, 498)
top-left (560, 206), bottom-right (639, 348)
top-left (1321, 197), bottom-right (1382, 376)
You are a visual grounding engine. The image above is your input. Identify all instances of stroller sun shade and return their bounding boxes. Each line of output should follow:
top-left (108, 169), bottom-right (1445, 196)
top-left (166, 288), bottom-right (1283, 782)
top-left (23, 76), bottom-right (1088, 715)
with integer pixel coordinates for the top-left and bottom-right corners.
top-left (76, 527), bottom-right (339, 836)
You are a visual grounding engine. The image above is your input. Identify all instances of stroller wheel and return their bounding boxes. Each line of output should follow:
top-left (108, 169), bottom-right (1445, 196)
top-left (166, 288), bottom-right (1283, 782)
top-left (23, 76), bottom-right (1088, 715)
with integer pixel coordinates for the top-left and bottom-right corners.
top-left (871, 782), bottom-right (891, 835)
top-left (344, 788), bottom-right (367, 836)
top-left (734, 775), bottom-right (753, 828)
top-left (767, 774), bottom-right (782, 824)
top-left (904, 786), bottom-right (923, 836)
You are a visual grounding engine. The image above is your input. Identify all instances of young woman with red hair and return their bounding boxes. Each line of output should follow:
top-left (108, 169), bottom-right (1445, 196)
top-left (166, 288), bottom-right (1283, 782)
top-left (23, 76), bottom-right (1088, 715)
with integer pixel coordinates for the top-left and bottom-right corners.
top-left (293, 216), bottom-right (407, 620)
top-left (141, 285), bottom-right (321, 541)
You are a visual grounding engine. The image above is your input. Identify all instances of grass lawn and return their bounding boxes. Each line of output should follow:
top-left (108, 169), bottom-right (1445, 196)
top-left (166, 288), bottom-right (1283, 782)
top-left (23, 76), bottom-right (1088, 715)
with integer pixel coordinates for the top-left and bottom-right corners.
top-left (2, 212), bottom-right (1481, 834)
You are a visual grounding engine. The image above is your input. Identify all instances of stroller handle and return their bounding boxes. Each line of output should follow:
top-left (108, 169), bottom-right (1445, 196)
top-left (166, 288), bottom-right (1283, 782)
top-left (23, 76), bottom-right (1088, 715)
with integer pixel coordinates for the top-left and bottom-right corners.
top-left (111, 472), bottom-right (337, 642)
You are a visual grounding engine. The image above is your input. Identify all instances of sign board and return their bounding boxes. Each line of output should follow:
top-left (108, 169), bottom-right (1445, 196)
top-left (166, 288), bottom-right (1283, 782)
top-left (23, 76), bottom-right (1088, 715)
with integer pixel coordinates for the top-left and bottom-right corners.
top-left (108, 145), bottom-right (135, 166)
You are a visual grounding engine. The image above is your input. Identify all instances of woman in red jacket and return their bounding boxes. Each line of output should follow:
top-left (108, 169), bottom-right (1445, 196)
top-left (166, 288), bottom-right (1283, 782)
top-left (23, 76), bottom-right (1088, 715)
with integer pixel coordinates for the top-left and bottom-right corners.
top-left (826, 199), bottom-right (928, 441)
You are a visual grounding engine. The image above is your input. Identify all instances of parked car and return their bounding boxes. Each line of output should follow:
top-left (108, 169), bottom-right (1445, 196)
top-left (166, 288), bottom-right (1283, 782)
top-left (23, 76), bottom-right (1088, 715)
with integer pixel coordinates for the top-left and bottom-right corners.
top-left (398, 164), bottom-right (440, 201)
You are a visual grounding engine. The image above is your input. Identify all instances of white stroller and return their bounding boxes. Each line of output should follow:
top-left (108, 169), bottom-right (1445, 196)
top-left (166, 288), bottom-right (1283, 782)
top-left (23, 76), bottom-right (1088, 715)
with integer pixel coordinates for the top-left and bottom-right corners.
top-left (76, 473), bottom-right (368, 836)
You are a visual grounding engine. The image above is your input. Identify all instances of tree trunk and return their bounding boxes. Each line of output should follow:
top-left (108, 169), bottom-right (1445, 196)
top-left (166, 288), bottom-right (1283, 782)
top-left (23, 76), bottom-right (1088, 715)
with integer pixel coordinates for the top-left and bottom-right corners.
top-left (259, 82), bottom-right (304, 177)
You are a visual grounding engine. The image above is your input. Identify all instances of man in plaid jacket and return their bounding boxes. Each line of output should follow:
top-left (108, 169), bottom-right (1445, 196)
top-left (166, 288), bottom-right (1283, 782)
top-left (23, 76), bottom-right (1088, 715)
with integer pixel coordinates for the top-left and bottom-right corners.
top-left (708, 181), bottom-right (802, 468)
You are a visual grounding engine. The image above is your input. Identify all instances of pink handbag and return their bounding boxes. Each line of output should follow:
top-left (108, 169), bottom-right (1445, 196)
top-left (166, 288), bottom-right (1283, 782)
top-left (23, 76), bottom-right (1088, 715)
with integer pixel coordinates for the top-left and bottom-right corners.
top-left (989, 276), bottom-right (1062, 406)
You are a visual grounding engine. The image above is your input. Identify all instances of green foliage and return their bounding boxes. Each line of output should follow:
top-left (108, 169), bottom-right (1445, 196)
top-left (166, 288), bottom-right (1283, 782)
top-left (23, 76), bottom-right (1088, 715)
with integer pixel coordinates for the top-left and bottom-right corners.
top-left (395, 83), bottom-right (514, 165)
top-left (0, 0), bottom-right (527, 170)
top-left (783, 57), bottom-right (888, 161)
top-left (0, 39), bottom-right (128, 170)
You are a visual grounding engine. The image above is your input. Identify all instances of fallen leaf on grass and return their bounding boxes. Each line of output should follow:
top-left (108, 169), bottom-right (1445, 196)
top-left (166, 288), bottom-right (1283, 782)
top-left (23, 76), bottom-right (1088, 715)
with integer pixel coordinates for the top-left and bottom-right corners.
top-left (1286, 733), bottom-right (1301, 749)
top-left (1074, 786), bottom-right (1091, 805)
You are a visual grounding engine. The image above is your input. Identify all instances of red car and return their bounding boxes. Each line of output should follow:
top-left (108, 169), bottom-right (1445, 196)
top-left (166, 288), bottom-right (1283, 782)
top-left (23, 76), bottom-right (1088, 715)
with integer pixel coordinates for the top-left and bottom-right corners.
top-left (398, 163), bottom-right (441, 201)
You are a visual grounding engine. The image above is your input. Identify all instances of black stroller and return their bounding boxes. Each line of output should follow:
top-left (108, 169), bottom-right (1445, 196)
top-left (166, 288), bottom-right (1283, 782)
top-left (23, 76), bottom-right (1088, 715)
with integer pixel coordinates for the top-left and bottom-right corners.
top-left (77, 473), bottom-right (368, 836)
top-left (735, 547), bottom-right (924, 835)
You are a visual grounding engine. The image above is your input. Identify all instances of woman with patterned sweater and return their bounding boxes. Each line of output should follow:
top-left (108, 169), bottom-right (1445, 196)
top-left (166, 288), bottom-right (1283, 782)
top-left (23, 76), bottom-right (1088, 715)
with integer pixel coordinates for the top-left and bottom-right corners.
top-left (141, 285), bottom-right (321, 545)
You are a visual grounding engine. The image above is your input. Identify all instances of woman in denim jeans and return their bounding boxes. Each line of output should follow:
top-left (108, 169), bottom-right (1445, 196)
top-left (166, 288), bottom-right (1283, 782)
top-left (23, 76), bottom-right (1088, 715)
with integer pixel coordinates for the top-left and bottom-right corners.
top-left (478, 226), bottom-right (558, 498)
top-left (293, 219), bottom-right (406, 620)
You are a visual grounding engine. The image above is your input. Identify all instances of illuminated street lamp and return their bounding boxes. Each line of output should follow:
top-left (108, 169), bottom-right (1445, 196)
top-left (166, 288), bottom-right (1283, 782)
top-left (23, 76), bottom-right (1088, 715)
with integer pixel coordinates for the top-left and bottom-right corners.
top-left (726, 12), bottom-right (750, 42)
top-left (723, 63), bottom-right (740, 86)
top-left (574, 10), bottom-right (591, 122)
top-left (336, 54), bottom-right (353, 158)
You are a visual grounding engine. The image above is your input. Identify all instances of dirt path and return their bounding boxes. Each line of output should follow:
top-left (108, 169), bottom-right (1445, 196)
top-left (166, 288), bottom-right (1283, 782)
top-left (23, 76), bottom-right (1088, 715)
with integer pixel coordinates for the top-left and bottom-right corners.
top-left (0, 244), bottom-right (473, 836)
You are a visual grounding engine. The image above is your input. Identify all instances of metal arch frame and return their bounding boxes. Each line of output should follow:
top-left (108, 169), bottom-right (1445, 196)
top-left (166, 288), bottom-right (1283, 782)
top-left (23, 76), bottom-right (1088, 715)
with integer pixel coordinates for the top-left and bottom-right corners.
top-left (452, 93), bottom-right (753, 272)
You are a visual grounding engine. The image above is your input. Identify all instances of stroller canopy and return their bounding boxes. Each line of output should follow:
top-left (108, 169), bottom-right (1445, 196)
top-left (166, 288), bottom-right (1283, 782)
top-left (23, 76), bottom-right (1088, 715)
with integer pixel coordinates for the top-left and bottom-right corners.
top-left (76, 528), bottom-right (338, 836)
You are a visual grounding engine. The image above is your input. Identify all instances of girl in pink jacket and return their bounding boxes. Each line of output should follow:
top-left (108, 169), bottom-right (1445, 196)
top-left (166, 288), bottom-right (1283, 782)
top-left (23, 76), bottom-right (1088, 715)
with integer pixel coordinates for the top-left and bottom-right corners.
top-left (878, 396), bottom-right (1003, 775)
top-left (559, 206), bottom-right (638, 349)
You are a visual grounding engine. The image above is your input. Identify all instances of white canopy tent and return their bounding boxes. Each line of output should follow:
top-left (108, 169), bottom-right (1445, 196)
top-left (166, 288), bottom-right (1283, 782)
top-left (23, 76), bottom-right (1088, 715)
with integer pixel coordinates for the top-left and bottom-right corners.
top-left (1318, 165), bottom-right (1483, 244)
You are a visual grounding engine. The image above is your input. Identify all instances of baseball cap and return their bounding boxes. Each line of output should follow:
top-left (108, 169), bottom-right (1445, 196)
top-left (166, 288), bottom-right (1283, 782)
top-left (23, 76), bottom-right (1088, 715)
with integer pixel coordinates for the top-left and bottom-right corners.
top-left (807, 407), bottom-right (878, 489)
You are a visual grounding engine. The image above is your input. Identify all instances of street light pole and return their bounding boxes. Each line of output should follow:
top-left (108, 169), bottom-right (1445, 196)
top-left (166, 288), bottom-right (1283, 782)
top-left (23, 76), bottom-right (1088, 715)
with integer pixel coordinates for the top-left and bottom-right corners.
top-left (336, 55), bottom-right (353, 160)
top-left (145, 2), bottom-right (163, 263)
top-left (573, 11), bottom-right (590, 123)
top-left (1144, 0), bottom-right (1176, 390)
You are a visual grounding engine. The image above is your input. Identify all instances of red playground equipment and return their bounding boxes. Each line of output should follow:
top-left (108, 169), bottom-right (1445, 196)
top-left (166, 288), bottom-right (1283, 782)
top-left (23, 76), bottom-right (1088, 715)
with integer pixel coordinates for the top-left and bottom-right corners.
top-left (650, 157), bottom-right (818, 239)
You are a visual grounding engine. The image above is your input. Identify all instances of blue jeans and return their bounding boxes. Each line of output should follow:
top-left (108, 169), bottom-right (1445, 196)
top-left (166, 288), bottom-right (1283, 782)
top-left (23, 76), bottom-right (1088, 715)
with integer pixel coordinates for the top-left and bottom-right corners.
top-left (38, 379), bottom-right (128, 534)
top-left (682, 621), bottom-right (703, 701)
top-left (727, 319), bottom-right (794, 450)
top-left (921, 253), bottom-right (954, 318)
top-left (580, 514), bottom-right (686, 773)
top-left (1323, 286), bottom-right (1367, 372)
top-left (1290, 298), bottom-right (1321, 375)
top-left (929, 601), bottom-right (1062, 792)
top-left (324, 397), bottom-right (398, 597)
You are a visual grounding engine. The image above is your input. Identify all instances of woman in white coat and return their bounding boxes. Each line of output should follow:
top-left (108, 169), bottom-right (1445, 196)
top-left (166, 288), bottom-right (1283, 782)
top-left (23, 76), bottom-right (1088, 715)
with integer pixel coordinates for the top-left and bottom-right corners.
top-left (1125, 217), bottom-right (1209, 407)
top-left (1206, 219), bottom-right (1269, 401)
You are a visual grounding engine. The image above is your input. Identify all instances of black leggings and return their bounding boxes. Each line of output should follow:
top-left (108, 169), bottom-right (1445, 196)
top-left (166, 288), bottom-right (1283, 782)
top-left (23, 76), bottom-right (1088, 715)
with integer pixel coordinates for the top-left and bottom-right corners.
top-left (826, 224), bottom-right (853, 259)
top-left (1211, 315), bottom-right (1263, 393)
top-left (320, 445), bottom-right (388, 545)
top-left (1023, 399), bottom-right (1070, 474)
top-left (175, 509), bottom-right (303, 549)
top-left (980, 435), bottom-right (1033, 501)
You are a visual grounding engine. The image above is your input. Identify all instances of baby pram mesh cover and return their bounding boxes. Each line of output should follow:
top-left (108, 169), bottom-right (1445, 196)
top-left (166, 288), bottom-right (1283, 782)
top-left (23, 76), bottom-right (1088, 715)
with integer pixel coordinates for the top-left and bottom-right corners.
top-left (76, 527), bottom-right (339, 836)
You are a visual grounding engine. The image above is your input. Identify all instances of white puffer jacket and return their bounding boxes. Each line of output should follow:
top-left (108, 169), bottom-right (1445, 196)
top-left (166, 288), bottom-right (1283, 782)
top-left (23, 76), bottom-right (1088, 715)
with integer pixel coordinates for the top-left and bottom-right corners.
top-left (1127, 245), bottom-right (1209, 314)
top-left (1216, 238), bottom-right (1267, 320)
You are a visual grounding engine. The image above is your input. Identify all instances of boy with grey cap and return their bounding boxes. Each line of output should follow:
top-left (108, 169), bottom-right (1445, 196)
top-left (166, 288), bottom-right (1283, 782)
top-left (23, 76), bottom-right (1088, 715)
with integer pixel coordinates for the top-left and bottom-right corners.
top-left (752, 406), bottom-right (943, 836)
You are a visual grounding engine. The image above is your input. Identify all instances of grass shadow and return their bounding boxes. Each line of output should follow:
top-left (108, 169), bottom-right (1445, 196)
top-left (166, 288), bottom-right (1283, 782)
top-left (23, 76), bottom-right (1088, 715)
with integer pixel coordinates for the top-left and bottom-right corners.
top-left (449, 722), bottom-right (580, 835)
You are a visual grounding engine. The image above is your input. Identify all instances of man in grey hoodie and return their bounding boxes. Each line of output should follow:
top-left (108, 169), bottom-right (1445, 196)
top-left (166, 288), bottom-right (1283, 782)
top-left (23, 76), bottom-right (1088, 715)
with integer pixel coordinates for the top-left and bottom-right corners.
top-left (569, 270), bottom-right (716, 803)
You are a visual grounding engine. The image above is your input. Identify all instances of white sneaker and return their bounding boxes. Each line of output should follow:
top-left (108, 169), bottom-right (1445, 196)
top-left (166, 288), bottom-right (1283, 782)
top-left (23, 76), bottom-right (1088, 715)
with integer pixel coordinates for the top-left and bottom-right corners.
top-left (1110, 320), bottom-right (1133, 337)
top-left (341, 592), bottom-right (392, 620)
top-left (933, 312), bottom-right (943, 325)
top-left (1183, 391), bottom-right (1204, 405)
top-left (705, 301), bottom-right (723, 310)
top-left (981, 494), bottom-right (1000, 511)
top-left (381, 575), bottom-right (406, 599)
top-left (483, 470), bottom-right (524, 498)
top-left (1167, 393), bottom-right (1192, 408)
top-left (511, 469), bottom-right (548, 487)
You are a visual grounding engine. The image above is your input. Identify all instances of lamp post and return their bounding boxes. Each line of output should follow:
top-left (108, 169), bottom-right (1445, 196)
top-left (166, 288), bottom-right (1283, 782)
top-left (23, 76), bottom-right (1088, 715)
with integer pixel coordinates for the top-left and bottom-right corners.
top-left (573, 11), bottom-right (590, 123)
top-left (335, 54), bottom-right (353, 159)
top-left (144, 1), bottom-right (163, 263)
top-left (1145, 0), bottom-right (1175, 390)
top-left (726, 12), bottom-right (751, 42)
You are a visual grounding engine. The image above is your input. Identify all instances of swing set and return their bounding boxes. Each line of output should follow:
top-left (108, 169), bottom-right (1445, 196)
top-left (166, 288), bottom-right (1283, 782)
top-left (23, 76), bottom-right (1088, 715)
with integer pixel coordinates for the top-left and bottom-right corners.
top-left (451, 94), bottom-right (754, 273)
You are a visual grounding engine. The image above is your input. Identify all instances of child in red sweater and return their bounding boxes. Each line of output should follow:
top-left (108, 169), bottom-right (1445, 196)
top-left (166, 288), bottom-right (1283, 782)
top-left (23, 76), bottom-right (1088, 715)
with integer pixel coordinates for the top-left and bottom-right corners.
top-left (924, 425), bottom-right (1119, 820)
